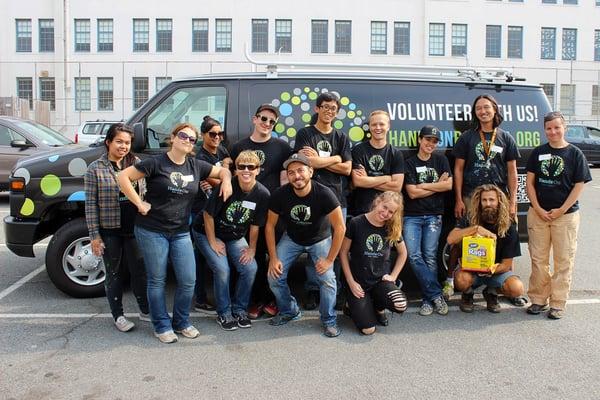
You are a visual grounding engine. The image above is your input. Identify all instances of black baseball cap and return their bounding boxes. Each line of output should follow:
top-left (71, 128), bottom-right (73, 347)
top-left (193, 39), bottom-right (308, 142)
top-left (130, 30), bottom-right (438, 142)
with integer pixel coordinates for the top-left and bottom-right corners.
top-left (255, 103), bottom-right (280, 118)
top-left (419, 125), bottom-right (441, 141)
top-left (283, 153), bottom-right (311, 169)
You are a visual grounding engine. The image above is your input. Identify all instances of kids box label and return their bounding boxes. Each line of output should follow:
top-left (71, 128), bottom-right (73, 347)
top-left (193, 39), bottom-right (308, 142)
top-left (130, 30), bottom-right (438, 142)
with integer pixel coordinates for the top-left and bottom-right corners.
top-left (461, 236), bottom-right (496, 273)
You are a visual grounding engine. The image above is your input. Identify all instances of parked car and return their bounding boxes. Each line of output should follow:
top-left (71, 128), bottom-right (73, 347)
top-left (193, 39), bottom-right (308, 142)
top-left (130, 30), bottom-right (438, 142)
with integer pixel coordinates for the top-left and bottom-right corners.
top-left (566, 124), bottom-right (600, 166)
top-left (0, 116), bottom-right (73, 191)
top-left (75, 120), bottom-right (121, 145)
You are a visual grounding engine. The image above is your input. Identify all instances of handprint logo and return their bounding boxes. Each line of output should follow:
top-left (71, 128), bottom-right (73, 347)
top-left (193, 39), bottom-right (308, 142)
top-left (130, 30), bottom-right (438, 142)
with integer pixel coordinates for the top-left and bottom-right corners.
top-left (254, 150), bottom-right (266, 166)
top-left (418, 168), bottom-right (439, 184)
top-left (541, 155), bottom-right (564, 177)
top-left (366, 234), bottom-right (384, 252)
top-left (225, 201), bottom-right (251, 224)
top-left (290, 205), bottom-right (311, 222)
top-left (317, 140), bottom-right (332, 154)
top-left (475, 141), bottom-right (499, 162)
top-left (368, 155), bottom-right (385, 172)
top-left (169, 172), bottom-right (190, 188)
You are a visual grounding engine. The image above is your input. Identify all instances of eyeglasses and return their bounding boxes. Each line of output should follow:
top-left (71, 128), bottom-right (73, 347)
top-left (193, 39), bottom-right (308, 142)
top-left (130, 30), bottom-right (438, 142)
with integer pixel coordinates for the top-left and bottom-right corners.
top-left (319, 104), bottom-right (338, 113)
top-left (236, 164), bottom-right (259, 171)
top-left (207, 130), bottom-right (224, 139)
top-left (176, 131), bottom-right (197, 144)
top-left (257, 115), bottom-right (277, 126)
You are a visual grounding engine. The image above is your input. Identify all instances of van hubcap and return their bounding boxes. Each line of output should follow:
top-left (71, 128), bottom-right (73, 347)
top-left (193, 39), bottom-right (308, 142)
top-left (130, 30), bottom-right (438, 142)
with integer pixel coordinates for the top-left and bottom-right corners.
top-left (62, 237), bottom-right (106, 286)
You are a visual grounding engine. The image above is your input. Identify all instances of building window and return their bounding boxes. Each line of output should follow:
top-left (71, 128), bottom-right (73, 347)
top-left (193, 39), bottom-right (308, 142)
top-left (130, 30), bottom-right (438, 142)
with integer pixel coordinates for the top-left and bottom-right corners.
top-left (16, 78), bottom-right (33, 110)
top-left (563, 0), bottom-right (577, 4)
top-left (451, 24), bottom-right (467, 57)
top-left (486, 25), bottom-right (501, 58)
top-left (192, 19), bottom-right (209, 52)
top-left (133, 77), bottom-right (149, 110)
top-left (560, 84), bottom-right (575, 116)
top-left (542, 0), bottom-right (557, 3)
top-left (507, 26), bottom-right (523, 58)
top-left (562, 28), bottom-right (577, 60)
top-left (370, 21), bottom-right (387, 55)
top-left (39, 77), bottom-right (55, 111)
top-left (275, 19), bottom-right (292, 53)
top-left (252, 19), bottom-right (268, 53)
top-left (335, 20), bottom-right (351, 54)
top-left (541, 27), bottom-right (556, 60)
top-left (97, 19), bottom-right (113, 52)
top-left (74, 19), bottom-right (91, 52)
top-left (133, 19), bottom-right (149, 52)
top-left (16, 19), bottom-right (32, 52)
top-left (97, 78), bottom-right (113, 111)
top-left (594, 30), bottom-right (600, 61)
top-left (593, 85), bottom-right (600, 116)
top-left (156, 77), bottom-right (172, 93)
top-left (393, 22), bottom-right (410, 55)
top-left (541, 83), bottom-right (555, 109)
top-left (75, 77), bottom-right (91, 111)
top-left (215, 19), bottom-right (232, 53)
top-left (156, 19), bottom-right (172, 52)
top-left (311, 20), bottom-right (328, 53)
top-left (428, 23), bottom-right (445, 56)
top-left (39, 19), bottom-right (54, 52)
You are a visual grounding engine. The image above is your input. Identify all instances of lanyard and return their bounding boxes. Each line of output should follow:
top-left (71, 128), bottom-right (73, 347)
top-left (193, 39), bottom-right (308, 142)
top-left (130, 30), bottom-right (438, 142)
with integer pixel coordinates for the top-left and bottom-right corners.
top-left (479, 128), bottom-right (497, 158)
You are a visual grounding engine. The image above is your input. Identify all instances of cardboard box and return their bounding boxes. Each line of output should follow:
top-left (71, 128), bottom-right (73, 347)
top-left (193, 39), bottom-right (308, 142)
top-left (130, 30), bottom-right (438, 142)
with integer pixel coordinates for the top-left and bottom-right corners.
top-left (461, 236), bottom-right (496, 273)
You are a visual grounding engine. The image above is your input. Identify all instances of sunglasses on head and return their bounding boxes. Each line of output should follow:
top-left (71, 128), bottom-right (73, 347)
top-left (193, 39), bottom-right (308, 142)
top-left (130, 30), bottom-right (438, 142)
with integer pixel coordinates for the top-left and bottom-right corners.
top-left (207, 130), bottom-right (224, 139)
top-left (257, 115), bottom-right (277, 126)
top-left (236, 164), bottom-right (259, 171)
top-left (176, 131), bottom-right (197, 144)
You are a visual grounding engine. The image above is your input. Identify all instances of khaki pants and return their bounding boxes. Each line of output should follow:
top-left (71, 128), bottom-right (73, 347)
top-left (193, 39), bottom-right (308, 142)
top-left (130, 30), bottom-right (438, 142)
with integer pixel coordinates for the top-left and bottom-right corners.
top-left (527, 208), bottom-right (580, 309)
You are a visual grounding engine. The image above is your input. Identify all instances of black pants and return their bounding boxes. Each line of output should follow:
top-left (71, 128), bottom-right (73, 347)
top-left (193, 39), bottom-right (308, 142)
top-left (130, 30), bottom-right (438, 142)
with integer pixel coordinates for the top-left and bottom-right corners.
top-left (346, 280), bottom-right (406, 330)
top-left (101, 231), bottom-right (149, 319)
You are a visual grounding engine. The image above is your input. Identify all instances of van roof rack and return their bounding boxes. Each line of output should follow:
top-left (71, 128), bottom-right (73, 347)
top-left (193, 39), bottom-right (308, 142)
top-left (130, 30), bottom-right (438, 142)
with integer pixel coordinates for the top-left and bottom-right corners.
top-left (244, 45), bottom-right (521, 83)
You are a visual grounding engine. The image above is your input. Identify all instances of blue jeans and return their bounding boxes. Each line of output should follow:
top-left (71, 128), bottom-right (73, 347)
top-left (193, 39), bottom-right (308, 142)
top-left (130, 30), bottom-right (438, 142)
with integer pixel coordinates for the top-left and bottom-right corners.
top-left (403, 215), bottom-right (443, 304)
top-left (193, 230), bottom-right (257, 318)
top-left (134, 226), bottom-right (196, 334)
top-left (268, 234), bottom-right (337, 327)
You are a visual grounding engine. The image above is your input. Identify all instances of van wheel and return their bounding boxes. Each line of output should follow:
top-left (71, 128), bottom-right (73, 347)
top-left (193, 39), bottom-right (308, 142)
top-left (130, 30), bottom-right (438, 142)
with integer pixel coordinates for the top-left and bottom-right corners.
top-left (46, 218), bottom-right (106, 298)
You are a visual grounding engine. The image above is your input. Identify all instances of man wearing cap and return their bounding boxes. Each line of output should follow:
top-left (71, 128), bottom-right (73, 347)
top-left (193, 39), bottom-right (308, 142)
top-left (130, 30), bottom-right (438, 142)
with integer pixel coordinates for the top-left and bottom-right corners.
top-left (403, 125), bottom-right (453, 316)
top-left (230, 104), bottom-right (293, 319)
top-left (266, 153), bottom-right (345, 337)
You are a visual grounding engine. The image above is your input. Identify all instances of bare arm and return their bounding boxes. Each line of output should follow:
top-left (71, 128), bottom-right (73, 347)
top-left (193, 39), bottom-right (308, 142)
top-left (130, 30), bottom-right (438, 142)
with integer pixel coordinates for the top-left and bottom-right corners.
top-left (351, 167), bottom-right (391, 188)
top-left (117, 166), bottom-right (149, 214)
top-left (239, 224), bottom-right (259, 265)
top-left (389, 240), bottom-right (408, 281)
top-left (493, 257), bottom-right (514, 275)
top-left (339, 236), bottom-right (365, 298)
top-left (325, 160), bottom-right (352, 176)
top-left (405, 176), bottom-right (453, 199)
top-left (454, 158), bottom-right (465, 203)
top-left (203, 211), bottom-right (225, 256)
top-left (550, 181), bottom-right (586, 219)
top-left (507, 160), bottom-right (518, 216)
top-left (526, 171), bottom-right (551, 221)
top-left (315, 207), bottom-right (346, 274)
top-left (447, 225), bottom-right (496, 245)
top-left (374, 173), bottom-right (404, 192)
top-left (208, 165), bottom-right (233, 201)
top-left (266, 211), bottom-right (283, 278)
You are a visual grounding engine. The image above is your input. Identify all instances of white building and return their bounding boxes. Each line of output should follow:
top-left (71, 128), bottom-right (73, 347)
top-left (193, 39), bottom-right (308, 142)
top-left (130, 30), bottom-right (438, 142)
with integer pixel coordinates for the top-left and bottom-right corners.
top-left (1, 0), bottom-right (600, 135)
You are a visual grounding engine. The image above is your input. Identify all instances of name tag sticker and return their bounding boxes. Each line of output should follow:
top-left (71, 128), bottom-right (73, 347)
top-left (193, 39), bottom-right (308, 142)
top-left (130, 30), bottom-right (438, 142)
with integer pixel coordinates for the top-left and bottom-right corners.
top-left (242, 201), bottom-right (256, 210)
top-left (215, 161), bottom-right (222, 167)
top-left (539, 154), bottom-right (551, 161)
top-left (416, 166), bottom-right (427, 173)
top-left (318, 150), bottom-right (331, 157)
top-left (491, 145), bottom-right (503, 154)
top-left (181, 175), bottom-right (194, 183)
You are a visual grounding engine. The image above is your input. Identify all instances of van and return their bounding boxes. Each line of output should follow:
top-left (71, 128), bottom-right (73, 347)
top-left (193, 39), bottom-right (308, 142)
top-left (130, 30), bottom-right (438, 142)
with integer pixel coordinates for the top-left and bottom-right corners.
top-left (4, 66), bottom-right (551, 297)
top-left (75, 120), bottom-right (122, 145)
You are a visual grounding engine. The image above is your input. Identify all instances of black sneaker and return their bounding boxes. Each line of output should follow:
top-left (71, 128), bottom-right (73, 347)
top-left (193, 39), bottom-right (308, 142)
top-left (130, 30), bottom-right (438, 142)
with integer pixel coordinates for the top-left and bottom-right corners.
top-left (216, 315), bottom-right (238, 331)
top-left (527, 303), bottom-right (550, 315)
top-left (194, 302), bottom-right (217, 315)
top-left (234, 313), bottom-right (252, 329)
top-left (304, 291), bottom-right (319, 310)
top-left (483, 288), bottom-right (501, 313)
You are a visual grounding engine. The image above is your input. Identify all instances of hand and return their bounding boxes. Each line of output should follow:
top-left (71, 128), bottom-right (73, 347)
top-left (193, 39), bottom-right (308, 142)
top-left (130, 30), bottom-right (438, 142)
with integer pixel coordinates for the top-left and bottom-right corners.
top-left (210, 239), bottom-right (226, 257)
top-left (439, 172), bottom-right (450, 182)
top-left (268, 258), bottom-right (283, 279)
top-left (219, 180), bottom-right (233, 202)
top-left (535, 206), bottom-right (553, 222)
top-left (137, 201), bottom-right (151, 215)
top-left (299, 146), bottom-right (319, 157)
top-left (455, 200), bottom-right (465, 219)
top-left (548, 208), bottom-right (565, 220)
top-left (199, 180), bottom-right (212, 192)
top-left (315, 257), bottom-right (334, 275)
top-left (239, 247), bottom-right (255, 265)
top-left (348, 280), bottom-right (364, 299)
top-left (475, 225), bottom-right (497, 240)
top-left (91, 238), bottom-right (104, 257)
top-left (353, 166), bottom-right (367, 177)
top-left (381, 274), bottom-right (395, 283)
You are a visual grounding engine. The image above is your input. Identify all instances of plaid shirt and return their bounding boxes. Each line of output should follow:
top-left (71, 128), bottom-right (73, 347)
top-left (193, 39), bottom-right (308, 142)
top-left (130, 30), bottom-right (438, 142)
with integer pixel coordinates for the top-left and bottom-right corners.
top-left (84, 153), bottom-right (145, 240)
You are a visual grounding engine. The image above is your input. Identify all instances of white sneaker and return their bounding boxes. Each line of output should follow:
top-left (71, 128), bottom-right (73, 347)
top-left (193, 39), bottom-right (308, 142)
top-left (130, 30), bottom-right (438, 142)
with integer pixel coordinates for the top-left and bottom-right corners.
top-left (114, 316), bottom-right (135, 332)
top-left (175, 325), bottom-right (200, 339)
top-left (139, 312), bottom-right (151, 322)
top-left (154, 330), bottom-right (178, 344)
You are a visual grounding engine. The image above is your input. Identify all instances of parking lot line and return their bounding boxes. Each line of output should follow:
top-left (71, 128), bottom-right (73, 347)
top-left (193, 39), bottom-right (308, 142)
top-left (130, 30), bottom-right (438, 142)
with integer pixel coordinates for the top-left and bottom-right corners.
top-left (0, 264), bottom-right (45, 301)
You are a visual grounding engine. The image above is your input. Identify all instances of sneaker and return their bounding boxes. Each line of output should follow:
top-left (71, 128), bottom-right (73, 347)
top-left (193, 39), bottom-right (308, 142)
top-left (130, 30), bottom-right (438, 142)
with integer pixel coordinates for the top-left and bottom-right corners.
top-left (263, 301), bottom-right (279, 317)
top-left (247, 304), bottom-right (264, 319)
top-left (483, 288), bottom-right (501, 313)
top-left (269, 310), bottom-right (302, 326)
top-left (433, 297), bottom-right (449, 315)
top-left (509, 296), bottom-right (528, 307)
top-left (194, 302), bottom-right (217, 315)
top-left (216, 315), bottom-right (238, 331)
top-left (323, 324), bottom-right (341, 338)
top-left (154, 330), bottom-right (178, 344)
top-left (114, 316), bottom-right (135, 332)
top-left (527, 303), bottom-right (550, 315)
top-left (548, 308), bottom-right (564, 320)
top-left (175, 325), bottom-right (200, 339)
top-left (442, 281), bottom-right (454, 301)
top-left (304, 291), bottom-right (319, 311)
top-left (375, 310), bottom-right (389, 326)
top-left (234, 313), bottom-right (252, 329)
top-left (139, 312), bottom-right (151, 322)
top-left (419, 303), bottom-right (434, 316)
top-left (459, 292), bottom-right (474, 313)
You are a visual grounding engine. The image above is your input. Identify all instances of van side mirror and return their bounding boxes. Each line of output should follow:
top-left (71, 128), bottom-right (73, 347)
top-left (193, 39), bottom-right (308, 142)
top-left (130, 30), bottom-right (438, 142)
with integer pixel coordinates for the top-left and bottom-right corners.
top-left (11, 139), bottom-right (34, 149)
top-left (132, 122), bottom-right (145, 152)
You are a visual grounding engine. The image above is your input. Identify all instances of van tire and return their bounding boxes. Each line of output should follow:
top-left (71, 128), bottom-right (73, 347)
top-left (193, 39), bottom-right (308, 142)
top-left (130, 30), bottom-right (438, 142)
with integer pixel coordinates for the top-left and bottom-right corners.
top-left (46, 218), bottom-right (106, 298)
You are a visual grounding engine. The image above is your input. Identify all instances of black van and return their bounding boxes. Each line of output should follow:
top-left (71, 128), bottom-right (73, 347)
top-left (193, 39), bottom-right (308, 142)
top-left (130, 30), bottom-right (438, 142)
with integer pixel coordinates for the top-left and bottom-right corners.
top-left (4, 70), bottom-right (551, 297)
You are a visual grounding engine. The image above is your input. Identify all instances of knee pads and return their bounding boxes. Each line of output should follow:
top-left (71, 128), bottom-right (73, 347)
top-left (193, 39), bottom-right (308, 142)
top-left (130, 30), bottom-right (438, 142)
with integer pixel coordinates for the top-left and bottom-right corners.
top-left (387, 289), bottom-right (407, 313)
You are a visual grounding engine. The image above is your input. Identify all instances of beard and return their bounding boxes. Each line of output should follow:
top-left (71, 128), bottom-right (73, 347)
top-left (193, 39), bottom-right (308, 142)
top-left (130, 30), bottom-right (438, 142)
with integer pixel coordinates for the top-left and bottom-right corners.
top-left (481, 206), bottom-right (499, 224)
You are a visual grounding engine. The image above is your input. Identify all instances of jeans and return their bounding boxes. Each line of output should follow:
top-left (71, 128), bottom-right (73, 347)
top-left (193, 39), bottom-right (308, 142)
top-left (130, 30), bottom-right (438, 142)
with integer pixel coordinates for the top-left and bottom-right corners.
top-left (193, 230), bottom-right (257, 318)
top-left (403, 215), bottom-right (443, 303)
top-left (268, 234), bottom-right (337, 327)
top-left (134, 226), bottom-right (196, 334)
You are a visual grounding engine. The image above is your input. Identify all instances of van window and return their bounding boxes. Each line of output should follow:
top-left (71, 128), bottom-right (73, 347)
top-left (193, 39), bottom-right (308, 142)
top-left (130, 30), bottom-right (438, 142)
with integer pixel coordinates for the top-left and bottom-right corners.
top-left (566, 126), bottom-right (585, 139)
top-left (588, 127), bottom-right (600, 139)
top-left (146, 86), bottom-right (226, 149)
top-left (83, 123), bottom-right (102, 135)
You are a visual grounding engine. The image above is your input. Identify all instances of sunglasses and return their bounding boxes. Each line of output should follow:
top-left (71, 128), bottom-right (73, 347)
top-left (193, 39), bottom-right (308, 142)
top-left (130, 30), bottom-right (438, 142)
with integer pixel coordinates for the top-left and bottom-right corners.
top-left (176, 131), bottom-right (197, 144)
top-left (236, 164), bottom-right (259, 171)
top-left (257, 115), bottom-right (277, 126)
top-left (207, 130), bottom-right (225, 139)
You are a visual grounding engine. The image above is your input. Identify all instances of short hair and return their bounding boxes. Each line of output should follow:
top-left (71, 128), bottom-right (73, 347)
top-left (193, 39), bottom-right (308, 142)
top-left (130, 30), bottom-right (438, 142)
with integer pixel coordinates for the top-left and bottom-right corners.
top-left (235, 150), bottom-right (260, 166)
top-left (316, 92), bottom-right (341, 109)
top-left (471, 94), bottom-right (504, 130)
top-left (543, 111), bottom-right (566, 127)
top-left (368, 110), bottom-right (391, 122)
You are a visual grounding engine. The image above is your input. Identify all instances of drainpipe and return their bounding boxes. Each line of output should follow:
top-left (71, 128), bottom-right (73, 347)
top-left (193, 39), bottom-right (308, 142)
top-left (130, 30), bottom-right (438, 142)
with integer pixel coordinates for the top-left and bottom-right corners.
top-left (63, 0), bottom-right (70, 131)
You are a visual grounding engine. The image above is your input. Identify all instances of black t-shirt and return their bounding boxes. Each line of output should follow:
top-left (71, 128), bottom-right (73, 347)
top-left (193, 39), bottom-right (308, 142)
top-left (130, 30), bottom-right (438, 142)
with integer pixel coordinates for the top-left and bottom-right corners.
top-left (134, 153), bottom-right (213, 234)
top-left (269, 181), bottom-right (340, 246)
top-left (346, 214), bottom-right (402, 289)
top-left (526, 143), bottom-right (592, 213)
top-left (350, 142), bottom-right (404, 215)
top-left (453, 128), bottom-right (520, 196)
top-left (456, 218), bottom-right (521, 262)
top-left (191, 145), bottom-right (230, 215)
top-left (229, 136), bottom-right (292, 194)
top-left (195, 177), bottom-right (270, 241)
top-left (294, 125), bottom-right (352, 207)
top-left (101, 161), bottom-right (138, 236)
top-left (404, 153), bottom-right (452, 216)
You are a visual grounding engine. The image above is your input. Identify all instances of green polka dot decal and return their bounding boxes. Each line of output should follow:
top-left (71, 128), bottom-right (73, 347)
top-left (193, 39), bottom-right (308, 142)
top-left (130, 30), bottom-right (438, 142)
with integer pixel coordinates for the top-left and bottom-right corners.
top-left (40, 174), bottom-right (61, 196)
top-left (20, 198), bottom-right (35, 216)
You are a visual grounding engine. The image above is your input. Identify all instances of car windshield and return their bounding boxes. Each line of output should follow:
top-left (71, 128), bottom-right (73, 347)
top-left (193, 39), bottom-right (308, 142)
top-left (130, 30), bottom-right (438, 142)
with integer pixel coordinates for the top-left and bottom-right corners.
top-left (13, 120), bottom-right (73, 146)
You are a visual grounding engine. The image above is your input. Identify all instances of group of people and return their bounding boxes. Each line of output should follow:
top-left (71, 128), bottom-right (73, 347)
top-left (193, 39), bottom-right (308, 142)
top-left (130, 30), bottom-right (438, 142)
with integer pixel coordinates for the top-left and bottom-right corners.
top-left (84, 92), bottom-right (591, 343)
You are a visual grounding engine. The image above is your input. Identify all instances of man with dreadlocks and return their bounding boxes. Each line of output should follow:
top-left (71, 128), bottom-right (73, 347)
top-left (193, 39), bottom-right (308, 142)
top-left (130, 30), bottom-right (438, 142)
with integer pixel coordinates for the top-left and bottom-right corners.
top-left (447, 184), bottom-right (525, 313)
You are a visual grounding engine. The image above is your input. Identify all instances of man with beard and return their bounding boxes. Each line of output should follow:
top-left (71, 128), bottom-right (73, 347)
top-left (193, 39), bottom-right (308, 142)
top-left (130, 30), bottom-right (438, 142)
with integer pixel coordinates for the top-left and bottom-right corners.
top-left (266, 153), bottom-right (345, 337)
top-left (446, 184), bottom-right (525, 313)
